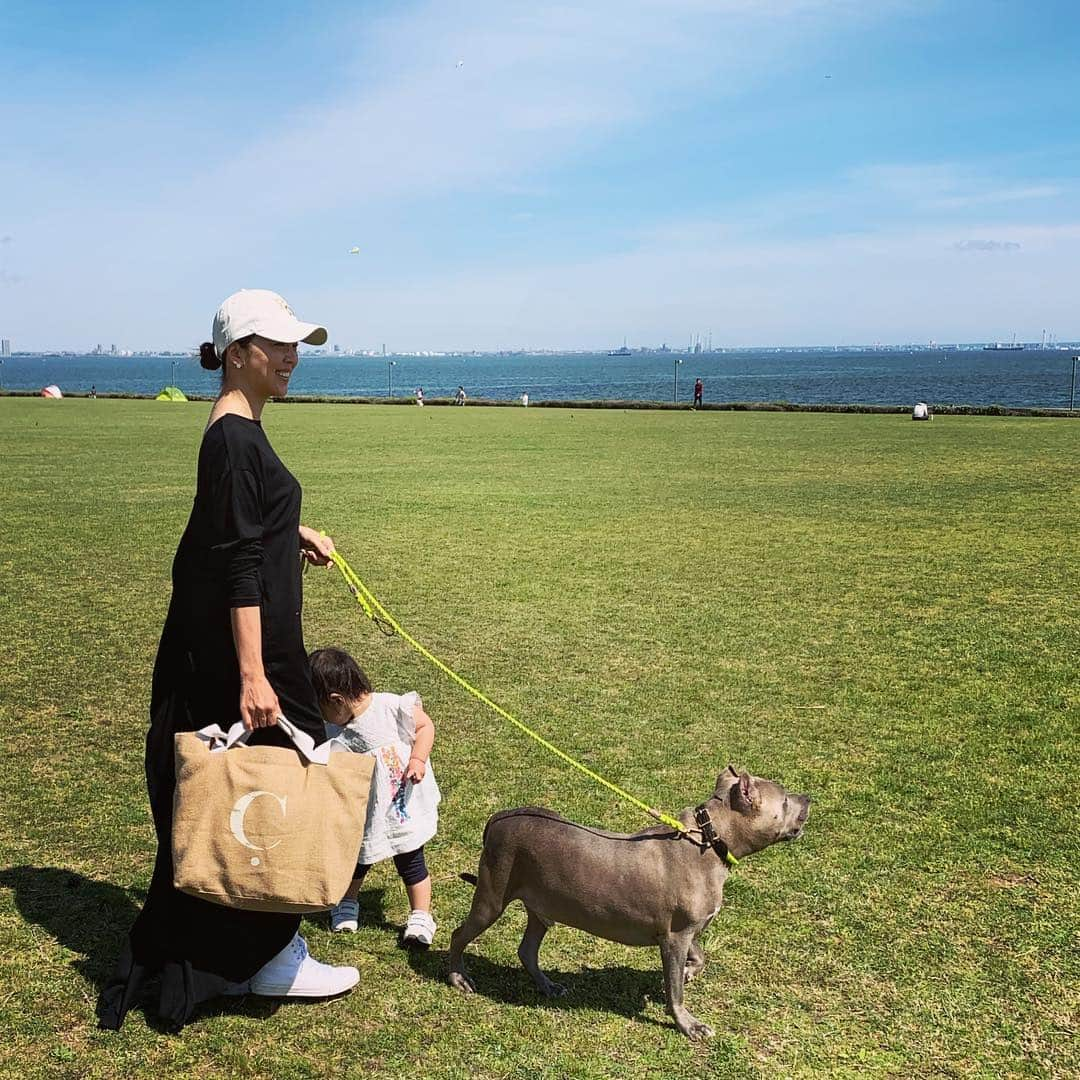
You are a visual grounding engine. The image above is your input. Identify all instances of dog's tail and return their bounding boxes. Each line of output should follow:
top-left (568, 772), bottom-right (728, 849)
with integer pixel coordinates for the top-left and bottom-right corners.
top-left (459, 872), bottom-right (478, 887)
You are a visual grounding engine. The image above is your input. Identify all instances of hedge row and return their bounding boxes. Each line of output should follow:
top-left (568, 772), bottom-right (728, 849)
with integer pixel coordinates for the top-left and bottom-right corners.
top-left (1, 389), bottom-right (1074, 417)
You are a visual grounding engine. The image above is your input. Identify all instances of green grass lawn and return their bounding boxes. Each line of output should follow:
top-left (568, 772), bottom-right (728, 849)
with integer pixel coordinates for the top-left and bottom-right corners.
top-left (0, 397), bottom-right (1076, 1079)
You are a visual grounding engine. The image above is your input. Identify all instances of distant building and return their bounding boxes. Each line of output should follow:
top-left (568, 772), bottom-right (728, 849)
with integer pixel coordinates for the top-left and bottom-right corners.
top-left (333, 343), bottom-right (341, 353)
top-left (110, 344), bottom-right (117, 356)
top-left (1, 339), bottom-right (10, 357)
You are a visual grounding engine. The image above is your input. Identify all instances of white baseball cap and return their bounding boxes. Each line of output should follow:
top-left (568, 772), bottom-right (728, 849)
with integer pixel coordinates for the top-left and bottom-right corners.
top-left (212, 289), bottom-right (328, 359)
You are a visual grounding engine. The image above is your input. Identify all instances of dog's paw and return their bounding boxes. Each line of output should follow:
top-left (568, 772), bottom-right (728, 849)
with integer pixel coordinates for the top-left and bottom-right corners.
top-left (539, 979), bottom-right (567, 998)
top-left (448, 971), bottom-right (476, 995)
top-left (678, 1016), bottom-right (715, 1042)
top-left (683, 964), bottom-right (703, 985)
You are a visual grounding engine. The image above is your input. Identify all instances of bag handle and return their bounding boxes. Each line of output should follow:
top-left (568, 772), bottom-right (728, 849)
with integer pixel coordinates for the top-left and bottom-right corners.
top-left (192, 715), bottom-right (332, 766)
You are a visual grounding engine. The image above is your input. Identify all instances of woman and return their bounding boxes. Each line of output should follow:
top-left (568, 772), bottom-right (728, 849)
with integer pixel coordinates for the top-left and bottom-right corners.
top-left (99, 289), bottom-right (358, 1031)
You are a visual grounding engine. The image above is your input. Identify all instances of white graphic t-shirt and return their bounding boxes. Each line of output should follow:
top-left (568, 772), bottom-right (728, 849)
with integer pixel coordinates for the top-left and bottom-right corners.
top-left (327, 691), bottom-right (440, 864)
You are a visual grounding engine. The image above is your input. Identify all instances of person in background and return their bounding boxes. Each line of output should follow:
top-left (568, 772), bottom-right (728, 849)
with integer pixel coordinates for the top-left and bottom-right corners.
top-left (693, 378), bottom-right (703, 407)
top-left (456, 385), bottom-right (467, 405)
top-left (416, 386), bottom-right (425, 406)
top-left (89, 385), bottom-right (97, 398)
top-left (521, 392), bottom-right (529, 407)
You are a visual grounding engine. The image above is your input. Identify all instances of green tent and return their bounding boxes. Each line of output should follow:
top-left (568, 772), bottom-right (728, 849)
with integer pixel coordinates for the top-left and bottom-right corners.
top-left (155, 385), bottom-right (188, 401)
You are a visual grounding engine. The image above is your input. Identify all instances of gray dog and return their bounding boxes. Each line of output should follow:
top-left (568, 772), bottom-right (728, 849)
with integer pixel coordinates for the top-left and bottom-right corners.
top-left (448, 766), bottom-right (810, 1040)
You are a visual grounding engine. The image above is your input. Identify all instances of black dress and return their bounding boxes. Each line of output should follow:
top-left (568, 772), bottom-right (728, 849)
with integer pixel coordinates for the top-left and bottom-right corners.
top-left (98, 414), bottom-right (326, 1031)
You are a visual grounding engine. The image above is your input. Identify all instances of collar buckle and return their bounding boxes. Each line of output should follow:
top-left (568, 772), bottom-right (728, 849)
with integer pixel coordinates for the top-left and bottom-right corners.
top-left (693, 804), bottom-right (738, 868)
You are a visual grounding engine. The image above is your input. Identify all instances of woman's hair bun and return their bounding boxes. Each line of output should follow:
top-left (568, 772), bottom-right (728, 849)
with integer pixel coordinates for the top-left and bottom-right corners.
top-left (199, 342), bottom-right (221, 370)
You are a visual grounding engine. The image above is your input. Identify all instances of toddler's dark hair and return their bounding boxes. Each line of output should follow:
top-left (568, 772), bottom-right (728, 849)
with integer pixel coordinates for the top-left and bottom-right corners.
top-left (309, 647), bottom-right (373, 702)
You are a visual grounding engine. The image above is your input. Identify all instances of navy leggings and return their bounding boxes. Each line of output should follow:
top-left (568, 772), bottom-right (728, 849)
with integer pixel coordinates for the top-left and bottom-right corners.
top-left (354, 846), bottom-right (428, 888)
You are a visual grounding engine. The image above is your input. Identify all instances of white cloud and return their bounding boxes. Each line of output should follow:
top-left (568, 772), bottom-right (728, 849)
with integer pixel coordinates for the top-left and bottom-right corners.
top-left (850, 163), bottom-right (1066, 213)
top-left (10, 0), bottom-right (1077, 350)
top-left (952, 239), bottom-right (1022, 252)
top-left (198, 0), bottom-right (891, 216)
top-left (930, 185), bottom-right (1063, 210)
top-left (6, 0), bottom-right (908, 348)
top-left (306, 221), bottom-right (1080, 349)
top-left (851, 162), bottom-right (961, 201)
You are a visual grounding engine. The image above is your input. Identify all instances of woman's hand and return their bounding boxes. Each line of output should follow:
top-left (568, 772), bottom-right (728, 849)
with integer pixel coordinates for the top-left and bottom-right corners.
top-left (240, 672), bottom-right (281, 731)
top-left (299, 525), bottom-right (335, 567)
top-left (405, 756), bottom-right (427, 784)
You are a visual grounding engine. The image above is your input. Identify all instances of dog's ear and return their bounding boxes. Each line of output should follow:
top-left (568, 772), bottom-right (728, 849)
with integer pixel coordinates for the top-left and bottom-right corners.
top-left (715, 764), bottom-right (739, 796)
top-left (730, 771), bottom-right (758, 812)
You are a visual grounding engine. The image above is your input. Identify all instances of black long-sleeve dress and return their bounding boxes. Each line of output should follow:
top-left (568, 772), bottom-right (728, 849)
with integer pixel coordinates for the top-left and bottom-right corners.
top-left (98, 414), bottom-right (326, 1031)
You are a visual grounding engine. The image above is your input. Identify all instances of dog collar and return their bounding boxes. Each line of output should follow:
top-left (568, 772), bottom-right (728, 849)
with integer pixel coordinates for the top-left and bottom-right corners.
top-left (693, 804), bottom-right (739, 868)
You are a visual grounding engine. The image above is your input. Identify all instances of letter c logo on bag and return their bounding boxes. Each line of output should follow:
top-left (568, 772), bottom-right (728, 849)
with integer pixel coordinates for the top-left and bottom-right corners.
top-left (230, 790), bottom-right (287, 866)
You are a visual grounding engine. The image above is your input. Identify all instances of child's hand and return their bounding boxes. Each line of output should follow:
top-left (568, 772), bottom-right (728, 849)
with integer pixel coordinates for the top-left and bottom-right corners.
top-left (405, 756), bottom-right (426, 783)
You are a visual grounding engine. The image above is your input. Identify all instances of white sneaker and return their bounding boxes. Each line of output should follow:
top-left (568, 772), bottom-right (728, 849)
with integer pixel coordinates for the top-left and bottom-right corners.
top-left (249, 933), bottom-right (359, 998)
top-left (331, 898), bottom-right (360, 933)
top-left (402, 910), bottom-right (437, 947)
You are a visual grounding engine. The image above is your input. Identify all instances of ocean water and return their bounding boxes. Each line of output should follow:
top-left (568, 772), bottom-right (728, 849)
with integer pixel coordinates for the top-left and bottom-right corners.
top-left (2, 349), bottom-right (1076, 409)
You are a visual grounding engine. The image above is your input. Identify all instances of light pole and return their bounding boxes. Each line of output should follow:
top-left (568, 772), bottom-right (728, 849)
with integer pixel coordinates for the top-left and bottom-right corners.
top-left (673, 357), bottom-right (683, 403)
top-left (387, 359), bottom-right (397, 398)
top-left (1071, 355), bottom-right (1078, 412)
top-left (171, 358), bottom-right (177, 387)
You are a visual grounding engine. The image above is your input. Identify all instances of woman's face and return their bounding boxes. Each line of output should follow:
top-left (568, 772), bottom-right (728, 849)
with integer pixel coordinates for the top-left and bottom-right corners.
top-left (232, 335), bottom-right (300, 399)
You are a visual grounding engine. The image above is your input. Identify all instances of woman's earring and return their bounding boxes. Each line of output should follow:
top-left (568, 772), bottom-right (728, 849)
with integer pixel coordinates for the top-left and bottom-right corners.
top-left (232, 360), bottom-right (243, 369)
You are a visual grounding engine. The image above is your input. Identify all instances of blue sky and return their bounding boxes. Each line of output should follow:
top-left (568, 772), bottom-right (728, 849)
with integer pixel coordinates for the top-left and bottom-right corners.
top-left (1, 0), bottom-right (1077, 350)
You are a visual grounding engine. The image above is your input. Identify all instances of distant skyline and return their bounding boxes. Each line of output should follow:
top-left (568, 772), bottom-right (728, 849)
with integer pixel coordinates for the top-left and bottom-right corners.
top-left (7, 337), bottom-right (1078, 358)
top-left (2, 1), bottom-right (1078, 351)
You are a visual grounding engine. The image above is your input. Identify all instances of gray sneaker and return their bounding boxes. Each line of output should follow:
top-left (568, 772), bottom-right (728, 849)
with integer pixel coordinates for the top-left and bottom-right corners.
top-left (331, 898), bottom-right (360, 933)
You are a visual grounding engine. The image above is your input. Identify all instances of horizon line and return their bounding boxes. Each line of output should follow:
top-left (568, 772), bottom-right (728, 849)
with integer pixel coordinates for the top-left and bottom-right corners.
top-left (5, 341), bottom-right (1080, 357)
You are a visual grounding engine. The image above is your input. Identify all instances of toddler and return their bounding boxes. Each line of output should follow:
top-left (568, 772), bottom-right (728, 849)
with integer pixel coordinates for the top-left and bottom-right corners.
top-left (309, 647), bottom-right (440, 946)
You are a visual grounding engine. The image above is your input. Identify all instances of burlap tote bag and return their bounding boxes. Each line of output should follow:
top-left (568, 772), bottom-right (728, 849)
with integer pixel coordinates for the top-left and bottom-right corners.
top-left (173, 716), bottom-right (375, 913)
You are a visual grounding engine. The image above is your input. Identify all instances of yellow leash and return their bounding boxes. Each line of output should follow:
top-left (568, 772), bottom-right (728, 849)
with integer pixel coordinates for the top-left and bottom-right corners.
top-left (327, 549), bottom-right (693, 838)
